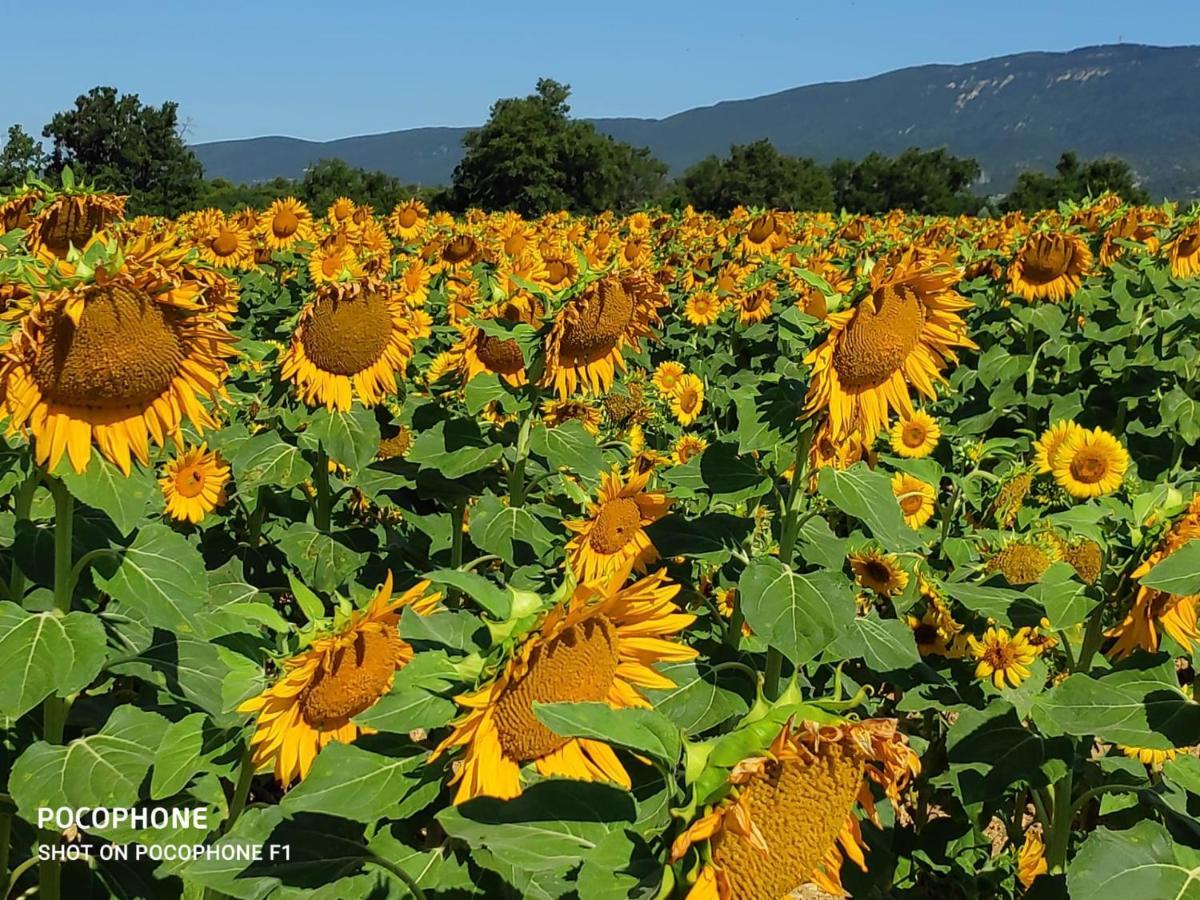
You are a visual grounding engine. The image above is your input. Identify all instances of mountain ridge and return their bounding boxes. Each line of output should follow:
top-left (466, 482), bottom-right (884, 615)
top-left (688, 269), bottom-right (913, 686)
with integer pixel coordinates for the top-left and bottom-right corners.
top-left (192, 44), bottom-right (1200, 198)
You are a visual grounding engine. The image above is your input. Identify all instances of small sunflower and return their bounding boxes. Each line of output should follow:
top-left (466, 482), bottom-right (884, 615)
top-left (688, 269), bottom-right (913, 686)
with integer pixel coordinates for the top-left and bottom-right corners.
top-left (1119, 745), bottom-right (1178, 767)
top-left (192, 213), bottom-right (254, 269)
top-left (672, 434), bottom-right (708, 465)
top-left (967, 626), bottom-right (1037, 689)
top-left (891, 472), bottom-right (936, 528)
top-left (1017, 828), bottom-right (1048, 889)
top-left (1052, 426), bottom-right (1128, 499)
top-left (387, 199), bottom-right (429, 242)
top-left (684, 291), bottom-right (722, 327)
top-left (238, 573), bottom-right (440, 784)
top-left (432, 570), bottom-right (696, 803)
top-left (889, 410), bottom-right (940, 458)
top-left (652, 360), bottom-right (686, 395)
top-left (565, 468), bottom-right (670, 585)
top-left (452, 297), bottom-right (540, 388)
top-left (1008, 231), bottom-right (1092, 302)
top-left (1033, 419), bottom-right (1083, 473)
top-left (670, 374), bottom-right (705, 426)
top-left (159, 443), bottom-right (229, 524)
top-left (260, 197), bottom-right (312, 252)
top-left (987, 538), bottom-right (1057, 585)
top-left (1166, 223), bottom-right (1200, 279)
top-left (542, 398), bottom-right (602, 435)
top-left (849, 549), bottom-right (909, 596)
top-left (738, 283), bottom-right (775, 324)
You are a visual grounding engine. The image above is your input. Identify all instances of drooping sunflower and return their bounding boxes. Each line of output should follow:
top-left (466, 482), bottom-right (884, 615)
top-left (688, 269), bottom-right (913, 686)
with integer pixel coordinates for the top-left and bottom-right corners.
top-left (967, 626), bottom-right (1038, 689)
top-left (889, 410), bottom-right (940, 459)
top-left (542, 398), bottom-right (602, 435)
top-left (387, 199), bottom-right (429, 242)
top-left (239, 573), bottom-right (440, 784)
top-left (1107, 495), bottom-right (1200, 658)
top-left (891, 472), bottom-right (936, 528)
top-left (1032, 419), bottom-right (1083, 474)
top-left (565, 467), bottom-right (670, 585)
top-left (0, 236), bottom-right (236, 474)
top-left (1007, 231), bottom-right (1093, 302)
top-left (803, 251), bottom-right (976, 443)
top-left (849, 549), bottom-right (909, 596)
top-left (1017, 828), bottom-right (1048, 889)
top-left (986, 537), bottom-right (1057, 585)
top-left (159, 443), bottom-right (229, 524)
top-left (543, 271), bottom-right (665, 397)
top-left (279, 284), bottom-right (415, 411)
top-left (1166, 223), bottom-right (1200, 279)
top-left (1052, 426), bottom-right (1128, 499)
top-left (432, 570), bottom-right (696, 803)
top-left (684, 291), bottom-right (722, 327)
top-left (1119, 744), bottom-right (1179, 767)
top-left (451, 296), bottom-right (541, 388)
top-left (670, 718), bottom-right (918, 899)
top-left (737, 283), bottom-right (776, 325)
top-left (25, 189), bottom-right (126, 260)
top-left (260, 197), bottom-right (312, 252)
top-left (670, 373), bottom-right (705, 426)
top-left (991, 470), bottom-right (1033, 528)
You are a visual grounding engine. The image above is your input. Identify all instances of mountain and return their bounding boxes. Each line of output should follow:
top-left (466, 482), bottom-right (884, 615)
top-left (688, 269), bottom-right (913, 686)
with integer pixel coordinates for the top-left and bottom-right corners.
top-left (192, 44), bottom-right (1200, 199)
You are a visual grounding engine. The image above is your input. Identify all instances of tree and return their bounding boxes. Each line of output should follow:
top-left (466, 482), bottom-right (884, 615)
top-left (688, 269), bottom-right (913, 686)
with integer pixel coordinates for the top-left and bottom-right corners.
top-left (674, 140), bottom-right (833, 213)
top-left (0, 125), bottom-right (46, 188)
top-left (1002, 151), bottom-right (1149, 212)
top-left (296, 158), bottom-right (424, 213)
top-left (42, 86), bottom-right (204, 216)
top-left (831, 148), bottom-right (982, 215)
top-left (451, 79), bottom-right (666, 215)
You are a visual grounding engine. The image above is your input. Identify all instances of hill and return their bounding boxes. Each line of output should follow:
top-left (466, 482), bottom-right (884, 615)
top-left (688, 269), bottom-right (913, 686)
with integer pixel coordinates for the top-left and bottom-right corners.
top-left (193, 44), bottom-right (1200, 199)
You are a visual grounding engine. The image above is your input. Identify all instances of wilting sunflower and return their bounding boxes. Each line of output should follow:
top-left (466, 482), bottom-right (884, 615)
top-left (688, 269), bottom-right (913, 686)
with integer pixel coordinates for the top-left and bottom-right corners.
top-left (543, 271), bottom-right (665, 397)
top-left (1017, 828), bottom-right (1048, 889)
top-left (1107, 495), bottom-right (1200, 658)
top-left (672, 434), bottom-right (708, 465)
top-left (25, 189), bottom-right (126, 260)
top-left (652, 360), bottom-right (686, 395)
top-left (670, 374), bottom-right (705, 426)
top-left (986, 538), bottom-right (1057, 585)
top-left (670, 718), bottom-right (918, 899)
top-left (803, 251), bottom-right (976, 443)
top-left (1033, 419), bottom-right (1083, 473)
top-left (1119, 744), bottom-right (1179, 767)
top-left (260, 197), bottom-right (312, 252)
top-left (387, 199), bottom-right (428, 242)
top-left (0, 236), bottom-right (236, 474)
top-left (737, 283), bottom-right (775, 324)
top-left (1166, 223), bottom-right (1200, 279)
top-left (684, 291), bottom-right (722, 327)
top-left (991, 470), bottom-right (1033, 528)
top-left (279, 285), bottom-right (415, 411)
top-left (159, 443), bottom-right (229, 524)
top-left (432, 570), bottom-right (696, 803)
top-left (451, 296), bottom-right (541, 388)
top-left (1052, 426), bottom-right (1128, 499)
top-left (889, 410), bottom-right (940, 458)
top-left (891, 472), bottom-right (936, 528)
top-left (565, 467), bottom-right (670, 584)
top-left (967, 626), bottom-right (1038, 689)
top-left (1007, 231), bottom-right (1093, 302)
top-left (849, 549), bottom-right (908, 596)
top-left (377, 426), bottom-right (414, 460)
top-left (239, 573), bottom-right (440, 784)
top-left (542, 398), bottom-right (602, 435)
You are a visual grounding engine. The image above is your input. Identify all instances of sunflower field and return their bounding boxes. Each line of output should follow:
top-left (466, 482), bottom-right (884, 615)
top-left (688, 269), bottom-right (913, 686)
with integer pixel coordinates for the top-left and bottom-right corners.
top-left (0, 177), bottom-right (1198, 900)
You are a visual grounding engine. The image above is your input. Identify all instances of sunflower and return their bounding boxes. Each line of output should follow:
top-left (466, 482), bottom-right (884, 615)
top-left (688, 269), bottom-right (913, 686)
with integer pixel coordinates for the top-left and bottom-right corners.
top-left (1119, 745), bottom-right (1178, 767)
top-left (326, 196), bottom-right (356, 225)
top-left (542, 398), bottom-right (602, 435)
top-left (652, 360), bottom-right (686, 395)
top-left (432, 570), bottom-right (696, 803)
top-left (1017, 828), bottom-right (1048, 889)
top-left (192, 213), bottom-right (254, 269)
top-left (672, 434), bottom-right (708, 465)
top-left (737, 283), bottom-right (775, 324)
top-left (670, 718), bottom-right (918, 899)
top-left (307, 240), bottom-right (365, 287)
top-left (992, 470), bottom-right (1033, 527)
top-left (889, 410), bottom-right (940, 458)
top-left (891, 472), bottom-right (936, 528)
top-left (279, 284), bottom-right (415, 411)
top-left (1062, 537), bottom-right (1103, 584)
top-left (1033, 419), bottom-right (1083, 473)
top-left (239, 573), bottom-right (440, 784)
top-left (1007, 231), bottom-right (1092, 302)
top-left (398, 258), bottom-right (432, 306)
top-left (1166, 223), bottom-right (1200, 279)
top-left (159, 443), bottom-right (229, 524)
top-left (849, 549), bottom-right (908, 596)
top-left (543, 271), bottom-right (665, 398)
top-left (907, 604), bottom-right (961, 658)
top-left (986, 538), bottom-right (1056, 585)
top-left (565, 467), bottom-right (670, 585)
top-left (377, 426), bottom-right (414, 460)
top-left (670, 374), bottom-right (705, 426)
top-left (803, 251), bottom-right (976, 443)
top-left (260, 197), bottom-right (312, 251)
top-left (1107, 495), bottom-right (1200, 658)
top-left (1052, 426), bottom-right (1128, 499)
top-left (387, 199), bottom-right (429, 242)
top-left (0, 237), bottom-right (236, 474)
top-left (967, 626), bottom-right (1038, 689)
top-left (684, 291), bottom-right (722, 327)
top-left (452, 296), bottom-right (541, 388)
top-left (25, 190), bottom-right (126, 260)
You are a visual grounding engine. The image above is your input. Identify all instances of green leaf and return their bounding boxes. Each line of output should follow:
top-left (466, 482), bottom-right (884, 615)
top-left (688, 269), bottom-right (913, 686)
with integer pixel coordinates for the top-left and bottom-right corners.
top-left (828, 614), bottom-right (920, 671)
top-left (0, 601), bottom-right (106, 718)
top-left (534, 702), bottom-right (682, 764)
top-left (469, 492), bottom-right (556, 564)
top-left (530, 421), bottom-right (605, 480)
top-left (946, 702), bottom-right (1062, 803)
top-left (738, 558), bottom-right (854, 666)
top-left (817, 463), bottom-right (922, 550)
top-left (399, 608), bottom-right (486, 652)
top-left (353, 687), bottom-right (456, 734)
top-left (93, 524), bottom-right (209, 634)
top-left (464, 372), bottom-right (509, 414)
top-left (642, 661), bottom-right (749, 734)
top-left (645, 513), bottom-right (753, 563)
top-left (1141, 540), bottom-right (1200, 595)
top-left (59, 457), bottom-right (156, 536)
top-left (408, 419), bottom-right (504, 478)
top-left (307, 406), bottom-right (380, 471)
top-left (425, 569), bottom-right (511, 618)
top-left (231, 431), bottom-right (312, 498)
top-left (281, 742), bottom-right (426, 823)
top-left (1069, 821), bottom-right (1200, 899)
top-left (662, 440), bottom-right (771, 505)
top-left (151, 713), bottom-right (207, 800)
top-left (277, 523), bottom-right (366, 593)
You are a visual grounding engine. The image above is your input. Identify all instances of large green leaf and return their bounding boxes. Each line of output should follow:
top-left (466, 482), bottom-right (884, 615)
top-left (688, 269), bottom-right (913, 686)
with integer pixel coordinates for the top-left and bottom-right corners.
top-left (0, 601), bottom-right (106, 718)
top-left (534, 702), bottom-right (682, 764)
top-left (643, 661), bottom-right (749, 734)
top-left (1068, 821), bottom-right (1200, 899)
top-left (817, 463), bottom-right (922, 550)
top-left (646, 513), bottom-right (753, 564)
top-left (93, 524), bottom-right (209, 634)
top-left (469, 492), bottom-right (555, 564)
top-left (408, 418), bottom-right (504, 478)
top-left (281, 742), bottom-right (426, 823)
top-left (662, 440), bottom-right (771, 505)
top-left (530, 421), bottom-right (605, 480)
top-left (306, 406), bottom-right (380, 471)
top-left (354, 687), bottom-right (456, 734)
top-left (231, 431), bottom-right (312, 498)
top-left (828, 614), bottom-right (921, 671)
top-left (1141, 540), bottom-right (1200, 596)
top-left (277, 523), bottom-right (366, 593)
top-left (425, 568), bottom-right (511, 618)
top-left (59, 456), bottom-right (156, 536)
top-left (738, 558), bottom-right (853, 666)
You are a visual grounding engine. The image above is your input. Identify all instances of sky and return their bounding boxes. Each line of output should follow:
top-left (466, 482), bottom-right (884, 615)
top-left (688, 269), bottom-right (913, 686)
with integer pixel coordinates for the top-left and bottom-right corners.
top-left (2, 0), bottom-right (1197, 146)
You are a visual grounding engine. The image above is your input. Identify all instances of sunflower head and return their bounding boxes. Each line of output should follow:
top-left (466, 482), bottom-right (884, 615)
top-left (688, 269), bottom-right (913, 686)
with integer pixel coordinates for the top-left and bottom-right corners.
top-left (986, 538), bottom-right (1057, 585)
top-left (1052, 426), bottom-right (1129, 500)
top-left (25, 188), bottom-right (126, 260)
top-left (1008, 230), bottom-right (1092, 302)
top-left (891, 472), bottom-right (936, 528)
top-left (967, 626), bottom-right (1038, 689)
top-left (849, 549), bottom-right (909, 596)
top-left (160, 443), bottom-right (229, 524)
top-left (889, 411), bottom-right (941, 458)
top-left (565, 467), bottom-right (671, 585)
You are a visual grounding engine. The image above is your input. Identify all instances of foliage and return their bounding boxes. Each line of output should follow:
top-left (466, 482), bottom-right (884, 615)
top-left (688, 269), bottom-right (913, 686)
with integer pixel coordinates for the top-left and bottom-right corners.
top-left (0, 125), bottom-right (46, 189)
top-left (1004, 151), bottom-right (1151, 212)
top-left (830, 147), bottom-right (984, 214)
top-left (674, 140), bottom-right (834, 214)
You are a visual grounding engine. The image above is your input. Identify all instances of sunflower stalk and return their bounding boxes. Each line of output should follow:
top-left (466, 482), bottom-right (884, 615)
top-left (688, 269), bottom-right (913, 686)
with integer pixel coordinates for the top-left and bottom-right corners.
top-left (1045, 765), bottom-right (1076, 874)
top-left (8, 466), bottom-right (40, 602)
top-left (508, 396), bottom-right (538, 508)
top-left (312, 445), bottom-right (333, 531)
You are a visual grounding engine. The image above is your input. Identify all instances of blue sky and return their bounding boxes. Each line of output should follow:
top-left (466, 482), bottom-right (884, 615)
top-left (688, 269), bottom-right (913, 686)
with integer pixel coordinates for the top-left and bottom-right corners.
top-left (2, 0), bottom-right (1196, 145)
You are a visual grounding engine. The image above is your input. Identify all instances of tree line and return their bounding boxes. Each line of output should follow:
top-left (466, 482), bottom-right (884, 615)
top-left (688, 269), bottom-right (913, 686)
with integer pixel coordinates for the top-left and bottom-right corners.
top-left (1, 80), bottom-right (1150, 218)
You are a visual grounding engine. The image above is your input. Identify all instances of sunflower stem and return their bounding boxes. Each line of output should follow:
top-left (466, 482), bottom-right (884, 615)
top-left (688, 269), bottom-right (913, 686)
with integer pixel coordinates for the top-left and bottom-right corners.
top-left (312, 446), bottom-right (333, 531)
top-left (367, 854), bottom-right (428, 900)
top-left (508, 401), bottom-right (537, 508)
top-left (450, 501), bottom-right (467, 572)
top-left (4, 854), bottom-right (39, 900)
top-left (8, 466), bottom-right (40, 602)
top-left (246, 487), bottom-right (268, 547)
top-left (223, 743), bottom-right (255, 835)
top-left (762, 649), bottom-right (784, 702)
top-left (1045, 765), bottom-right (1075, 874)
top-left (0, 811), bottom-right (10, 890)
top-left (725, 599), bottom-right (746, 649)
